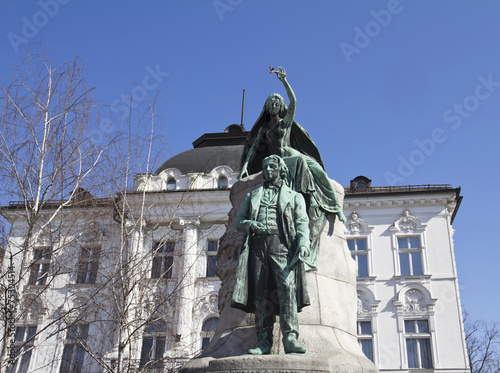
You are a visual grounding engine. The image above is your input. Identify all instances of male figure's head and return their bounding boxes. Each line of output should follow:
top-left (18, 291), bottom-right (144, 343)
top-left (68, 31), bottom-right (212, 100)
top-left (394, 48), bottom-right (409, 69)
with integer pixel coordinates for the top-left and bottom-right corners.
top-left (262, 155), bottom-right (288, 182)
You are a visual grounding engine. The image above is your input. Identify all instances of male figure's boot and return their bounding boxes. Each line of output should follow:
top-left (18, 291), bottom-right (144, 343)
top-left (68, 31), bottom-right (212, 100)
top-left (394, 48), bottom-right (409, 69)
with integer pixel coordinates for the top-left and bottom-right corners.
top-left (248, 333), bottom-right (272, 355)
top-left (283, 334), bottom-right (306, 354)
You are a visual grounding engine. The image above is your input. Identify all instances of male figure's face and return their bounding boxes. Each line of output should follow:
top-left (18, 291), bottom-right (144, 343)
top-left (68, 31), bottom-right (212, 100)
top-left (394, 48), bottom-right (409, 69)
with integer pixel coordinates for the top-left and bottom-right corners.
top-left (262, 158), bottom-right (280, 182)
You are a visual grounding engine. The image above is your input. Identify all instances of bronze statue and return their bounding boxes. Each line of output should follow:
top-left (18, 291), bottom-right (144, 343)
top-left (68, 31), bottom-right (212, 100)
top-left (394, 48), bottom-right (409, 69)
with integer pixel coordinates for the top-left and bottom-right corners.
top-left (231, 155), bottom-right (310, 354)
top-left (239, 66), bottom-right (346, 270)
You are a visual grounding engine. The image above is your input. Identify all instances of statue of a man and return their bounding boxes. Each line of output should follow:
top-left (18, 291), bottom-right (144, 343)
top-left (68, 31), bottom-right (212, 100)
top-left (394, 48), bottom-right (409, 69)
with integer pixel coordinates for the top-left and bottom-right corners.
top-left (231, 155), bottom-right (311, 354)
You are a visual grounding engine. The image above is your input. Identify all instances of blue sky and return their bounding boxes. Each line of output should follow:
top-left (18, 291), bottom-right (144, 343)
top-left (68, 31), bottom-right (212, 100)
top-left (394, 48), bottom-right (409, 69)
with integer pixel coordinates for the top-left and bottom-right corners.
top-left (1, 1), bottom-right (499, 323)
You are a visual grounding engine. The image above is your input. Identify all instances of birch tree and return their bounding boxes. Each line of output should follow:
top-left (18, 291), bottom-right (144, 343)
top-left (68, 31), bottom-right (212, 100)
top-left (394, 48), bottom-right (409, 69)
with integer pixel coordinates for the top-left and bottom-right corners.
top-left (0, 45), bottom-right (109, 371)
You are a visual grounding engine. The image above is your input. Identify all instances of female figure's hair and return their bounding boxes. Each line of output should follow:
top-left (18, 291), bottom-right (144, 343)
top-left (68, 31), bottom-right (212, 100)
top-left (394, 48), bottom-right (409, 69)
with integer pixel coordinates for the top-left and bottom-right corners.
top-left (263, 93), bottom-right (287, 120)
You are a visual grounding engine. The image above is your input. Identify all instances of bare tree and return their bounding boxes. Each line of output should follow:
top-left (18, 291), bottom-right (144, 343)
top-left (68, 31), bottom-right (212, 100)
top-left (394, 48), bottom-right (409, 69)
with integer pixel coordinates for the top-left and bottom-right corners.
top-left (0, 44), bottom-right (110, 372)
top-left (464, 310), bottom-right (500, 373)
top-left (1, 46), bottom-right (220, 373)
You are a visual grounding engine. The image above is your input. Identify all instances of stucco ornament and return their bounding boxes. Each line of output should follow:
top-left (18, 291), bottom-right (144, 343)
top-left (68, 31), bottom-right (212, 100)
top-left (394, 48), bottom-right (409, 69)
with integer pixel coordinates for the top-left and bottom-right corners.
top-left (393, 209), bottom-right (421, 232)
top-left (357, 291), bottom-right (370, 315)
top-left (403, 289), bottom-right (427, 312)
top-left (347, 211), bottom-right (366, 234)
top-left (201, 293), bottom-right (219, 315)
top-left (82, 220), bottom-right (103, 241)
top-left (20, 296), bottom-right (46, 322)
top-left (37, 225), bottom-right (53, 245)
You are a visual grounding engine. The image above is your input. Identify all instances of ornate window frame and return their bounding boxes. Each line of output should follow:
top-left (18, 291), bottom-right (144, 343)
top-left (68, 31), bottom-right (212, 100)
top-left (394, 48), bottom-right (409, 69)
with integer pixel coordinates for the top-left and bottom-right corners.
top-left (357, 286), bottom-right (380, 365)
top-left (151, 240), bottom-right (176, 280)
top-left (210, 166), bottom-right (236, 190)
top-left (12, 294), bottom-right (45, 373)
top-left (205, 240), bottom-right (218, 278)
top-left (390, 210), bottom-right (429, 278)
top-left (139, 318), bottom-right (168, 370)
top-left (60, 323), bottom-right (90, 373)
top-left (199, 225), bottom-right (225, 282)
top-left (159, 168), bottom-right (182, 191)
top-left (200, 315), bottom-right (219, 351)
top-left (344, 211), bottom-right (374, 280)
top-left (76, 246), bottom-right (101, 284)
top-left (28, 246), bottom-right (52, 286)
top-left (147, 228), bottom-right (180, 282)
top-left (10, 324), bottom-right (38, 373)
top-left (393, 284), bottom-right (438, 369)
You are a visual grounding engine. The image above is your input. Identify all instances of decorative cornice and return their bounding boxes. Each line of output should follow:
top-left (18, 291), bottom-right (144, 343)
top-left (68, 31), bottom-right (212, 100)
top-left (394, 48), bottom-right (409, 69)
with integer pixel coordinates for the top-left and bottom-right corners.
top-left (344, 193), bottom-right (458, 210)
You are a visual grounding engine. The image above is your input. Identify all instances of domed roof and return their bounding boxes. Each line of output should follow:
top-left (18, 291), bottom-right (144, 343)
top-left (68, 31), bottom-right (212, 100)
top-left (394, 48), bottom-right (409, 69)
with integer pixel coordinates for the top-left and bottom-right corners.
top-left (155, 145), bottom-right (243, 175)
top-left (155, 125), bottom-right (248, 175)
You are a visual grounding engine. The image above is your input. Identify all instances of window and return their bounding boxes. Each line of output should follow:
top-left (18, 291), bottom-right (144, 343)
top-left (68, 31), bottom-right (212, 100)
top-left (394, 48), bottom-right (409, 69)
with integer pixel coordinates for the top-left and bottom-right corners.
top-left (217, 176), bottom-right (228, 189)
top-left (355, 181), bottom-right (366, 188)
top-left (28, 248), bottom-right (51, 285)
top-left (76, 247), bottom-right (100, 284)
top-left (60, 324), bottom-right (89, 373)
top-left (140, 320), bottom-right (166, 370)
top-left (405, 320), bottom-right (433, 369)
top-left (398, 236), bottom-right (423, 276)
top-left (151, 241), bottom-right (174, 279)
top-left (357, 321), bottom-right (373, 362)
top-left (347, 238), bottom-right (368, 277)
top-left (201, 317), bottom-right (219, 350)
top-left (206, 240), bottom-right (218, 278)
top-left (7, 326), bottom-right (37, 373)
top-left (167, 178), bottom-right (176, 191)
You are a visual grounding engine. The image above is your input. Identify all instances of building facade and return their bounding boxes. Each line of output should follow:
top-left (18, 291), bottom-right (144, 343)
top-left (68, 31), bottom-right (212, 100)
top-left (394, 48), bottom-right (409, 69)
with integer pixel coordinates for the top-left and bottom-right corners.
top-left (344, 176), bottom-right (467, 372)
top-left (1, 126), bottom-right (468, 372)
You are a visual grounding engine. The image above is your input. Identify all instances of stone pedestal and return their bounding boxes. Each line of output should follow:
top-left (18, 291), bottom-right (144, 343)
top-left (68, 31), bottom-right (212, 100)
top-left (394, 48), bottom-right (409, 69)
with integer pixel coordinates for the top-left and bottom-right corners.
top-left (180, 174), bottom-right (378, 373)
top-left (208, 355), bottom-right (330, 373)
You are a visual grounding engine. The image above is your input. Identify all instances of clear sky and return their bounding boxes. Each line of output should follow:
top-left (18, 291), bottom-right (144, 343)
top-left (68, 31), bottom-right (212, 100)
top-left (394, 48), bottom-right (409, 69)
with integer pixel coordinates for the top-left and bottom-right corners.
top-left (1, 1), bottom-right (499, 323)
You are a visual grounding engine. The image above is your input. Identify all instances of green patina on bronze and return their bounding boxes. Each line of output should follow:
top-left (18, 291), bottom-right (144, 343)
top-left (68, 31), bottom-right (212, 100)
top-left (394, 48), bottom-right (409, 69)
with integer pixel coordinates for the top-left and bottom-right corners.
top-left (231, 155), bottom-right (310, 355)
top-left (239, 66), bottom-right (346, 271)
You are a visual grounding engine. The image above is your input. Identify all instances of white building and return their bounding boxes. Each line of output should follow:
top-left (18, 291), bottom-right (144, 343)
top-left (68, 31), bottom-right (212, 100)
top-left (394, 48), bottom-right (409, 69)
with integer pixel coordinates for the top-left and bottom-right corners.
top-left (1, 126), bottom-right (468, 372)
top-left (344, 176), bottom-right (467, 372)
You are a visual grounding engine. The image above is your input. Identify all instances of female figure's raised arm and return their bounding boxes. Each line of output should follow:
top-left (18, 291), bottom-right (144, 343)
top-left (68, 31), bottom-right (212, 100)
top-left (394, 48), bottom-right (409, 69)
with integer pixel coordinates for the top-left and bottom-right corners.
top-left (276, 66), bottom-right (296, 128)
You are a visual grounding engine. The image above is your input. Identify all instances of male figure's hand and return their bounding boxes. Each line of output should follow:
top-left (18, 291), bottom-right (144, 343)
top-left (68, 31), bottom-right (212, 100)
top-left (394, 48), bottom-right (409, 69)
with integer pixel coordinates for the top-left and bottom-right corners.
top-left (250, 221), bottom-right (266, 235)
top-left (299, 245), bottom-right (310, 258)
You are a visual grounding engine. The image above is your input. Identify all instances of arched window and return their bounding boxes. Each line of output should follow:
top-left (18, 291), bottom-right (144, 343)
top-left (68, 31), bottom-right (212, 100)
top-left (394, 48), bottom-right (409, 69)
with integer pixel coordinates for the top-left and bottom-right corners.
top-left (201, 317), bottom-right (219, 350)
top-left (394, 286), bottom-right (437, 369)
top-left (217, 176), bottom-right (228, 190)
top-left (357, 287), bottom-right (380, 365)
top-left (140, 319), bottom-right (167, 370)
top-left (167, 178), bottom-right (176, 191)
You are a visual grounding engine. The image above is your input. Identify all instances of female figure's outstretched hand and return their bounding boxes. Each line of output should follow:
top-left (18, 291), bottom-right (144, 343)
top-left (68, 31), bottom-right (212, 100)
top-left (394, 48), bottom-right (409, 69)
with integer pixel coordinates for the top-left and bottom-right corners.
top-left (276, 66), bottom-right (287, 83)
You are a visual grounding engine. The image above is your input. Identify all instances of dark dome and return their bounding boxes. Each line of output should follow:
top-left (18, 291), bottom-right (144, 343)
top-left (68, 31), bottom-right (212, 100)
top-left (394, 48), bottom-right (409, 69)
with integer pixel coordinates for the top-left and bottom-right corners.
top-left (155, 145), bottom-right (243, 175)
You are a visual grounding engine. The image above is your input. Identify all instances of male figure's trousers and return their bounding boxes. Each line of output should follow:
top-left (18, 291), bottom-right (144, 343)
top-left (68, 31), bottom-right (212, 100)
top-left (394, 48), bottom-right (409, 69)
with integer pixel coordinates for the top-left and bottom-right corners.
top-left (249, 234), bottom-right (298, 347)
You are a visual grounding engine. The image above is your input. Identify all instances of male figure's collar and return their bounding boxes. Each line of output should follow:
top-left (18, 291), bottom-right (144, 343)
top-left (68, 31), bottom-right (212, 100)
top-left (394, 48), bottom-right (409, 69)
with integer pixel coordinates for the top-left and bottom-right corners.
top-left (264, 179), bottom-right (283, 189)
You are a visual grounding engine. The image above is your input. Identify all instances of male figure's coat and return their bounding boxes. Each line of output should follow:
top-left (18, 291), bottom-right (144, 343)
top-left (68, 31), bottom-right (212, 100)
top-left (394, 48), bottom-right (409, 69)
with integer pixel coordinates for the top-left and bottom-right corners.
top-left (231, 182), bottom-right (310, 315)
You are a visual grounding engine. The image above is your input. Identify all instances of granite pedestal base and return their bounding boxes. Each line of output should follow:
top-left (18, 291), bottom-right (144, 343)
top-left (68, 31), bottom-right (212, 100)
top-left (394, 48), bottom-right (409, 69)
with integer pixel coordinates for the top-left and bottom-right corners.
top-left (208, 355), bottom-right (329, 373)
